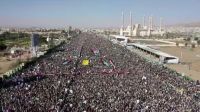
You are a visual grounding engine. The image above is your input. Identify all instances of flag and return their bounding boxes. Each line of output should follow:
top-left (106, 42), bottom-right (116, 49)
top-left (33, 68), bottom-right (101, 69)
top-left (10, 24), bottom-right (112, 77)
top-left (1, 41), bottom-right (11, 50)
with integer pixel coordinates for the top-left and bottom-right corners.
top-left (82, 59), bottom-right (89, 66)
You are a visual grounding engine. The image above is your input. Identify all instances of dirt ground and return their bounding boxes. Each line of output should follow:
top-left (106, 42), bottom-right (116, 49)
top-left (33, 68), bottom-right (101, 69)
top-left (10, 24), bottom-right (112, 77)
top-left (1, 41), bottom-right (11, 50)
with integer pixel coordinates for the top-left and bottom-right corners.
top-left (130, 40), bottom-right (169, 45)
top-left (0, 52), bottom-right (31, 77)
top-left (159, 46), bottom-right (200, 80)
top-left (0, 58), bottom-right (17, 74)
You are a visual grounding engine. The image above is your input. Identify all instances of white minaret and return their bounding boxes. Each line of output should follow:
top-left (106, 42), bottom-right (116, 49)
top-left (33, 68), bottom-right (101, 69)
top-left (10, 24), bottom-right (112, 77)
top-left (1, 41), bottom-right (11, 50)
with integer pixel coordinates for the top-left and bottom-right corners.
top-left (148, 16), bottom-right (153, 30)
top-left (130, 11), bottom-right (132, 28)
top-left (160, 17), bottom-right (162, 31)
top-left (143, 16), bottom-right (146, 27)
top-left (148, 16), bottom-right (151, 30)
top-left (147, 16), bottom-right (152, 36)
top-left (129, 11), bottom-right (132, 36)
top-left (120, 11), bottom-right (124, 36)
top-left (122, 11), bottom-right (124, 30)
top-left (150, 16), bottom-right (153, 30)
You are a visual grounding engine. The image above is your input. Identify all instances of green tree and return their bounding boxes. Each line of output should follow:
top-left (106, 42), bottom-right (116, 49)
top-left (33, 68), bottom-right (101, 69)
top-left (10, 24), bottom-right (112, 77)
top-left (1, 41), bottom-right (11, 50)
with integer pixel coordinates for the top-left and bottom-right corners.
top-left (0, 42), bottom-right (7, 51)
top-left (184, 42), bottom-right (188, 47)
top-left (194, 37), bottom-right (199, 41)
top-left (191, 43), bottom-right (195, 49)
top-left (197, 40), bottom-right (200, 47)
top-left (176, 42), bottom-right (179, 47)
top-left (186, 37), bottom-right (191, 42)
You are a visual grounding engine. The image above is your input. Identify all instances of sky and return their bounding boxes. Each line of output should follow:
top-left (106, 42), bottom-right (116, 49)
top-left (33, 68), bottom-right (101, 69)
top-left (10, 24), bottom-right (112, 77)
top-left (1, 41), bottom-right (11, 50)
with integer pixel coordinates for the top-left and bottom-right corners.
top-left (0, 0), bottom-right (200, 28)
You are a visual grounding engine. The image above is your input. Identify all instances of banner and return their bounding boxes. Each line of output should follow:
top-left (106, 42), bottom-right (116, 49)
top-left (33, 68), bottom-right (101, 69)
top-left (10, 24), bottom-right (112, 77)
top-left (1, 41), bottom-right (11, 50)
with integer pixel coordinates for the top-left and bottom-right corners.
top-left (82, 59), bottom-right (89, 66)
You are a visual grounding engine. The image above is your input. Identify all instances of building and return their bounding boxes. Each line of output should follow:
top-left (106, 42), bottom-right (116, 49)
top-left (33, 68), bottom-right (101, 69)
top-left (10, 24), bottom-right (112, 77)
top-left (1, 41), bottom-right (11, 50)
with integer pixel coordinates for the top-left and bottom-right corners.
top-left (120, 12), bottom-right (166, 37)
top-left (31, 33), bottom-right (40, 57)
top-left (127, 43), bottom-right (179, 64)
top-left (110, 35), bottom-right (128, 46)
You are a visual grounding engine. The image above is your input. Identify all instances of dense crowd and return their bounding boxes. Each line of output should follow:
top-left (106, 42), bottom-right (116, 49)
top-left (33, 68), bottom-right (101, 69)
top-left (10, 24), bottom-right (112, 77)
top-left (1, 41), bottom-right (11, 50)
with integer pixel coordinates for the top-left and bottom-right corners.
top-left (0, 33), bottom-right (200, 112)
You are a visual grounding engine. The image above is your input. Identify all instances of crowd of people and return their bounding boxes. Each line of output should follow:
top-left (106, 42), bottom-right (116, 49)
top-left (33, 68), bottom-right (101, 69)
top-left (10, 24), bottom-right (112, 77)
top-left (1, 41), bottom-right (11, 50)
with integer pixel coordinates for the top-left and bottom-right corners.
top-left (0, 33), bottom-right (200, 112)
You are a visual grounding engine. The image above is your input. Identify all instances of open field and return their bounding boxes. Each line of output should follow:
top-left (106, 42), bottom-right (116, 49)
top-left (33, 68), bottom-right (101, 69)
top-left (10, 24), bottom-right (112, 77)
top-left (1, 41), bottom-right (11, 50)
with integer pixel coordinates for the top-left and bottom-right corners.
top-left (128, 38), bottom-right (200, 80)
top-left (0, 58), bottom-right (17, 74)
top-left (159, 46), bottom-right (200, 80)
top-left (130, 39), bottom-right (170, 45)
top-left (167, 40), bottom-right (186, 44)
top-left (0, 52), bottom-right (31, 76)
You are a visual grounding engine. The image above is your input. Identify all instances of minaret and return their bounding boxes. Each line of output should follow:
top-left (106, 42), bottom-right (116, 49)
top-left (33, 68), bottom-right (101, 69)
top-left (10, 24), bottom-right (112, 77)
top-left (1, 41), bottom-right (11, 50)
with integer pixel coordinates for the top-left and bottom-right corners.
top-left (143, 16), bottom-right (146, 27)
top-left (120, 11), bottom-right (124, 36)
top-left (160, 17), bottom-right (162, 31)
top-left (147, 16), bottom-right (152, 36)
top-left (122, 11), bottom-right (124, 30)
top-left (150, 16), bottom-right (153, 30)
top-left (130, 11), bottom-right (132, 29)
top-left (129, 11), bottom-right (132, 36)
top-left (148, 16), bottom-right (151, 30)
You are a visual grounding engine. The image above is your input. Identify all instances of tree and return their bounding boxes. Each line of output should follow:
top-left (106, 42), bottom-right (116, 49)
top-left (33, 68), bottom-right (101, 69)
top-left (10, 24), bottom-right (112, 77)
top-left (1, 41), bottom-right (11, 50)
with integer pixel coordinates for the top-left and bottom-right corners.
top-left (39, 37), bottom-right (48, 45)
top-left (184, 42), bottom-right (188, 47)
top-left (0, 43), bottom-right (7, 51)
top-left (194, 37), bottom-right (199, 41)
top-left (176, 42), bottom-right (179, 47)
top-left (61, 30), bottom-right (66, 34)
top-left (186, 37), bottom-right (191, 42)
top-left (197, 40), bottom-right (200, 47)
top-left (191, 43), bottom-right (196, 49)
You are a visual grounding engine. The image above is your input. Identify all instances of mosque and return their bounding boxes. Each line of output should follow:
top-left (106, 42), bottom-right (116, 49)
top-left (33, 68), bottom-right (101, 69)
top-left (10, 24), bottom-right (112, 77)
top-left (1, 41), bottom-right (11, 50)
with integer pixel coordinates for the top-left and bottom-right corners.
top-left (120, 12), bottom-right (166, 37)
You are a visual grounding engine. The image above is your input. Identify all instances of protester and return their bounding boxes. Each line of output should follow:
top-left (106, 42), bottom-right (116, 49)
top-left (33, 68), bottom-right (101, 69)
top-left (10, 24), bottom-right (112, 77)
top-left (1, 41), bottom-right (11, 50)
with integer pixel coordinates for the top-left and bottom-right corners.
top-left (0, 33), bottom-right (200, 112)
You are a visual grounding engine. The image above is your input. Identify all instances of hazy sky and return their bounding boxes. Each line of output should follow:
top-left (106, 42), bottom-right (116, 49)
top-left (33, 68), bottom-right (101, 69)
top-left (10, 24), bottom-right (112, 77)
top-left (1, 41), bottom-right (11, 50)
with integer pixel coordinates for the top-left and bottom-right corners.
top-left (0, 0), bottom-right (200, 28)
